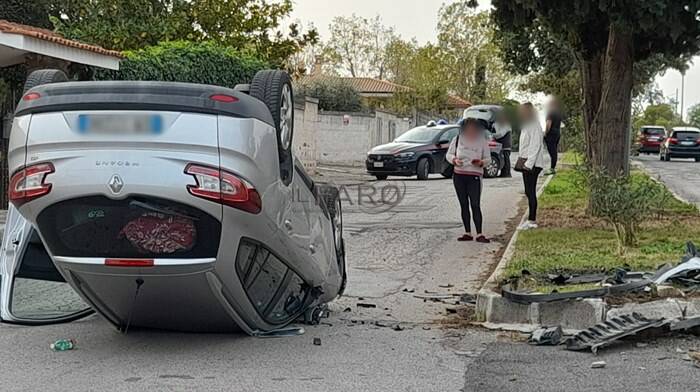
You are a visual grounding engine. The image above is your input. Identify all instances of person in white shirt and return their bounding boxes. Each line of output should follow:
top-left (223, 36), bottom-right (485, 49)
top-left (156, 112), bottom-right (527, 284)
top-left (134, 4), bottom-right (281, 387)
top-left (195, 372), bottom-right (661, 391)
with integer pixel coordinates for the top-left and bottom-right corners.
top-left (517, 103), bottom-right (546, 230)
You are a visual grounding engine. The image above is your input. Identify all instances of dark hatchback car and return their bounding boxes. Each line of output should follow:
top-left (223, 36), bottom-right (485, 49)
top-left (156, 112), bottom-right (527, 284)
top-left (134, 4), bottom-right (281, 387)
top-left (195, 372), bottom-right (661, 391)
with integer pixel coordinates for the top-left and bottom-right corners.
top-left (660, 127), bottom-right (700, 162)
top-left (637, 125), bottom-right (667, 154)
top-left (366, 122), bottom-right (504, 180)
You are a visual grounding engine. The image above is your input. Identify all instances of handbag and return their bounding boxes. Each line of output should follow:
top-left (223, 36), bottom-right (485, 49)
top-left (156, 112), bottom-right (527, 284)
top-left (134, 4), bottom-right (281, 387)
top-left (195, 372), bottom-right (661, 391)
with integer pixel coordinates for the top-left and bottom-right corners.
top-left (514, 157), bottom-right (528, 172)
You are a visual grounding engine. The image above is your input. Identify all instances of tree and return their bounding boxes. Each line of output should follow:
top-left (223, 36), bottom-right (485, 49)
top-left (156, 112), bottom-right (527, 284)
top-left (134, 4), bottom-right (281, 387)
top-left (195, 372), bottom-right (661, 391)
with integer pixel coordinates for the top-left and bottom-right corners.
top-left (437, 5), bottom-right (511, 103)
top-left (324, 15), bottom-right (397, 78)
top-left (49, 0), bottom-right (317, 66)
top-left (296, 78), bottom-right (363, 112)
top-left (491, 0), bottom-right (700, 176)
top-left (0, 0), bottom-right (52, 28)
top-left (632, 104), bottom-right (679, 132)
top-left (688, 103), bottom-right (700, 129)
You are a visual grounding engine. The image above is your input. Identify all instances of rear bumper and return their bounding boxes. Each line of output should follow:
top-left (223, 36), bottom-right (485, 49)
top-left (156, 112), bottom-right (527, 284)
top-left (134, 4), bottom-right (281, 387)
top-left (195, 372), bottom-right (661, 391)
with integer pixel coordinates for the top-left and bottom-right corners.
top-left (668, 147), bottom-right (700, 157)
top-left (639, 143), bottom-right (661, 153)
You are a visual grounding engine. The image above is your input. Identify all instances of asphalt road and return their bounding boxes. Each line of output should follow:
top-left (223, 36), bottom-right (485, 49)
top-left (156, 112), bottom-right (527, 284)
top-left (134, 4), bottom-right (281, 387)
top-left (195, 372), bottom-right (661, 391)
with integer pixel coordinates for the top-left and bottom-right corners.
top-left (0, 167), bottom-right (524, 392)
top-left (635, 154), bottom-right (700, 208)
top-left (2, 164), bottom-right (699, 391)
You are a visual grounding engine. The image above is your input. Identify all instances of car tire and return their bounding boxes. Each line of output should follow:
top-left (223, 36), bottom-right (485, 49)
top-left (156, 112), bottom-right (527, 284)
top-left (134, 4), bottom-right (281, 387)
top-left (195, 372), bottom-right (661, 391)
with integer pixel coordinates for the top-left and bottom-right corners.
top-left (659, 152), bottom-right (665, 161)
top-left (484, 154), bottom-right (501, 178)
top-left (250, 70), bottom-right (294, 186)
top-left (375, 175), bottom-right (388, 181)
top-left (441, 165), bottom-right (454, 179)
top-left (23, 69), bottom-right (68, 93)
top-left (317, 184), bottom-right (346, 297)
top-left (665, 153), bottom-right (671, 162)
top-left (416, 158), bottom-right (430, 180)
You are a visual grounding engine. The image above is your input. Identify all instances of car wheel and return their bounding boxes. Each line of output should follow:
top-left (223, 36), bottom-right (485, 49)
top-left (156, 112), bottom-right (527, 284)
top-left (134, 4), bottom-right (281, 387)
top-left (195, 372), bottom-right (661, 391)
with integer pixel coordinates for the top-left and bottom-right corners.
top-left (23, 69), bottom-right (68, 93)
top-left (441, 165), bottom-right (454, 179)
top-left (250, 70), bottom-right (294, 186)
top-left (665, 153), bottom-right (671, 162)
top-left (375, 175), bottom-right (388, 181)
top-left (416, 158), bottom-right (430, 180)
top-left (659, 152), bottom-right (665, 161)
top-left (317, 184), bottom-right (346, 297)
top-left (484, 154), bottom-right (501, 178)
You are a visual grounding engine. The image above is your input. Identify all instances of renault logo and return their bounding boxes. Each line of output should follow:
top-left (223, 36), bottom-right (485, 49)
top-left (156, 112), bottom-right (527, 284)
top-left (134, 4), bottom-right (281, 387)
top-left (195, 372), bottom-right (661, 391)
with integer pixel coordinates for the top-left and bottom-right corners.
top-left (108, 174), bottom-right (124, 194)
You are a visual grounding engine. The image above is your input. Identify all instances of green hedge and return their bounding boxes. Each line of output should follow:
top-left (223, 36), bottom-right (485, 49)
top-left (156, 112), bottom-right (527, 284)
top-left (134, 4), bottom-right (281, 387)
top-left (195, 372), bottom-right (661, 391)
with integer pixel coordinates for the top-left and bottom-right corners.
top-left (96, 41), bottom-right (269, 88)
top-left (295, 78), bottom-right (363, 112)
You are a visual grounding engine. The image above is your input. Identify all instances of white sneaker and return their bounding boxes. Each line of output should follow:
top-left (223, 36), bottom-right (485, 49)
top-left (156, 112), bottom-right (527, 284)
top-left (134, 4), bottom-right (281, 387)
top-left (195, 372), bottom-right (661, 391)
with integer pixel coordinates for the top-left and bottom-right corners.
top-left (518, 221), bottom-right (538, 230)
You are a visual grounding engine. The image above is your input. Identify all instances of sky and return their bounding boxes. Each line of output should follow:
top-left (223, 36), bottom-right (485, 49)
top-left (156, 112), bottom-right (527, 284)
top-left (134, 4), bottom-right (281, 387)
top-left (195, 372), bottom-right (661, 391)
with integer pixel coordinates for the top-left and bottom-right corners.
top-left (289, 0), bottom-right (699, 118)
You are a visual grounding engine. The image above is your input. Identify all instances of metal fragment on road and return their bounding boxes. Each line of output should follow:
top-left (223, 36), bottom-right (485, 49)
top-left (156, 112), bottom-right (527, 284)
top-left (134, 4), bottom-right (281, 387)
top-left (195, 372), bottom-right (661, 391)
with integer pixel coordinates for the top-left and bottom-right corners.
top-left (529, 326), bottom-right (563, 346)
top-left (566, 313), bottom-right (668, 354)
top-left (591, 361), bottom-right (606, 369)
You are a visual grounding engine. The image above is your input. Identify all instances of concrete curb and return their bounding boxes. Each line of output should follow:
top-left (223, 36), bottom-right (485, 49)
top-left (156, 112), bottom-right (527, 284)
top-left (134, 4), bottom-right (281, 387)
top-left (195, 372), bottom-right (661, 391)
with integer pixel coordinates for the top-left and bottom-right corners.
top-left (476, 169), bottom-right (700, 331)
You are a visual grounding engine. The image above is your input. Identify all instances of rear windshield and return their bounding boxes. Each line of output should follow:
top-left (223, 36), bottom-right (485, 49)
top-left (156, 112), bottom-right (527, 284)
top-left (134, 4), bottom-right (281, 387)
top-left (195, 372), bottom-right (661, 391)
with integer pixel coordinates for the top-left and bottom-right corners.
top-left (642, 127), bottom-right (665, 135)
top-left (673, 131), bottom-right (700, 140)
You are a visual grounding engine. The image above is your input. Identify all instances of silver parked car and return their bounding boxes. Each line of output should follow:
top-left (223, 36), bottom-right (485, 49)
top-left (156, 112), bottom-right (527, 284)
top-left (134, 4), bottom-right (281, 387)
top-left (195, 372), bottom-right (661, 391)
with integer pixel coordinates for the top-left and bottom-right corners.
top-left (0, 69), bottom-right (346, 334)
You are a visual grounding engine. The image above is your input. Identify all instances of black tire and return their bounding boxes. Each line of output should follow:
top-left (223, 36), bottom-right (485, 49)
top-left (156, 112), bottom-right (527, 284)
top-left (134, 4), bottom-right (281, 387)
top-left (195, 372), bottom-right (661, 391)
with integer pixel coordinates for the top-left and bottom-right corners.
top-left (484, 154), bottom-right (501, 178)
top-left (317, 184), bottom-right (346, 297)
top-left (659, 152), bottom-right (665, 161)
top-left (375, 174), bottom-right (388, 181)
top-left (23, 69), bottom-right (68, 93)
top-left (665, 153), bottom-right (671, 162)
top-left (416, 158), bottom-right (430, 180)
top-left (250, 70), bottom-right (294, 186)
top-left (441, 165), bottom-right (454, 179)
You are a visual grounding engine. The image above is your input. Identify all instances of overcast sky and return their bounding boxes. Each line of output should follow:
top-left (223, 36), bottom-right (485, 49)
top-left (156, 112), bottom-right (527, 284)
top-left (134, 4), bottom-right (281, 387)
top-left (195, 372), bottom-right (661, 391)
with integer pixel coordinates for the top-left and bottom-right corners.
top-left (289, 0), bottom-right (699, 118)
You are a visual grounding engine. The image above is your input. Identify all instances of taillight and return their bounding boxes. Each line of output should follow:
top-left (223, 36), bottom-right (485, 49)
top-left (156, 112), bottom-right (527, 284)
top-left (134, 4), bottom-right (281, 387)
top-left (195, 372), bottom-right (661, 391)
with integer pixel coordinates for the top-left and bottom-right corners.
top-left (669, 138), bottom-right (678, 145)
top-left (185, 164), bottom-right (261, 214)
top-left (105, 258), bottom-right (154, 267)
top-left (23, 92), bottom-right (41, 101)
top-left (9, 162), bottom-right (54, 207)
top-left (210, 94), bottom-right (238, 103)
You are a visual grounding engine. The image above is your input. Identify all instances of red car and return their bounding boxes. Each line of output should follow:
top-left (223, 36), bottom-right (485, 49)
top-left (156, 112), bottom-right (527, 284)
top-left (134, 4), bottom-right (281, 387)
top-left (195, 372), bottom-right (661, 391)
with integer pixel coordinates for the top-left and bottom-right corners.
top-left (637, 125), bottom-right (667, 154)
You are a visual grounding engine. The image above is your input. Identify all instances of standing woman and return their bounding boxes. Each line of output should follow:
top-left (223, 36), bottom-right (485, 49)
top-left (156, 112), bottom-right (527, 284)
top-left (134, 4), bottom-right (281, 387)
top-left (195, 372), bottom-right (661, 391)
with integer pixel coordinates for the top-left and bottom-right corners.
top-left (446, 118), bottom-right (492, 243)
top-left (516, 103), bottom-right (546, 230)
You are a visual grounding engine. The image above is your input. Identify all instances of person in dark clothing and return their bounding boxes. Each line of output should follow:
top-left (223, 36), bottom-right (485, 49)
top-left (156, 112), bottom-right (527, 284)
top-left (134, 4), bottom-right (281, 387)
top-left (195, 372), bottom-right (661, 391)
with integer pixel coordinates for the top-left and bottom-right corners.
top-left (544, 99), bottom-right (562, 175)
top-left (446, 118), bottom-right (492, 243)
top-left (493, 111), bottom-right (512, 178)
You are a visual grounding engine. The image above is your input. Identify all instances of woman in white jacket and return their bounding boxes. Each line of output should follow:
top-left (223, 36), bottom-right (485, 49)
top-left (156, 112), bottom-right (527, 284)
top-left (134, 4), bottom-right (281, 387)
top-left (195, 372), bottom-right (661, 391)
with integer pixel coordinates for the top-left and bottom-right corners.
top-left (517, 103), bottom-right (546, 230)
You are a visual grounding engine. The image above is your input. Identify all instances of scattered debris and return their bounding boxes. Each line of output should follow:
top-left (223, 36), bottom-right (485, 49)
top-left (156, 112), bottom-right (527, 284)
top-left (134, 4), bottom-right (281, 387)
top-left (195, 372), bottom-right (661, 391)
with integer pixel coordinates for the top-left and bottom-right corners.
top-left (591, 361), bottom-right (606, 369)
top-left (413, 294), bottom-right (454, 301)
top-left (445, 307), bottom-right (458, 314)
top-left (566, 313), bottom-right (668, 354)
top-left (422, 326), bottom-right (432, 331)
top-left (459, 293), bottom-right (477, 304)
top-left (402, 287), bottom-right (416, 293)
top-left (393, 324), bottom-right (404, 331)
top-left (313, 338), bottom-right (322, 346)
top-left (439, 284), bottom-right (454, 289)
top-left (50, 339), bottom-right (76, 352)
top-left (343, 307), bottom-right (352, 313)
top-left (635, 342), bottom-right (649, 348)
top-left (689, 350), bottom-right (700, 362)
top-left (357, 303), bottom-right (377, 308)
top-left (503, 279), bottom-right (651, 304)
top-left (528, 326), bottom-right (563, 346)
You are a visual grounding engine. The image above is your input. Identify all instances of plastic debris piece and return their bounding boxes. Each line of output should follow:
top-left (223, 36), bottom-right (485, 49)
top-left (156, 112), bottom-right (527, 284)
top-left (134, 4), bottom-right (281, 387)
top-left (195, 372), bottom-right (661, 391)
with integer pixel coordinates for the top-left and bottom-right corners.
top-left (529, 326), bottom-right (563, 346)
top-left (313, 338), bottom-right (322, 346)
top-left (50, 339), bottom-right (75, 352)
top-left (591, 361), bottom-right (606, 369)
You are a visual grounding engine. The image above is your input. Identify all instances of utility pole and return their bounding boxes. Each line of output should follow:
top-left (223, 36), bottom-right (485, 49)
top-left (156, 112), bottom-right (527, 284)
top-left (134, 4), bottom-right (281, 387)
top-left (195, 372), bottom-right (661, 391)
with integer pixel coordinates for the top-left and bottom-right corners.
top-left (680, 70), bottom-right (686, 123)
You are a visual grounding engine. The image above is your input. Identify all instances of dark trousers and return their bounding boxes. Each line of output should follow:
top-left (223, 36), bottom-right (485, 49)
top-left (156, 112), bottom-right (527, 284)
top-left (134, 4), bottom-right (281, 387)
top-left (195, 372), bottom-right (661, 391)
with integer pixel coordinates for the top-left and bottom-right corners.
top-left (453, 174), bottom-right (483, 233)
top-left (545, 134), bottom-right (560, 170)
top-left (522, 167), bottom-right (542, 221)
top-left (499, 150), bottom-right (512, 177)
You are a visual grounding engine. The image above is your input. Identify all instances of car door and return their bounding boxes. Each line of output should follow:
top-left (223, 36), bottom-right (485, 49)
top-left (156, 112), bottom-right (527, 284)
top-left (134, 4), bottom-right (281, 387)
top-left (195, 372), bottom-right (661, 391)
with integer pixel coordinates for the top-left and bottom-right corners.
top-left (434, 127), bottom-right (460, 173)
top-left (0, 205), bottom-right (92, 325)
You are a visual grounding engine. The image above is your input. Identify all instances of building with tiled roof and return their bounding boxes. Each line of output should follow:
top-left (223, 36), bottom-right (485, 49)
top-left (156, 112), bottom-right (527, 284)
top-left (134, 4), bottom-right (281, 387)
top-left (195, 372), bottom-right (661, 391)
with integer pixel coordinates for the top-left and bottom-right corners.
top-left (0, 19), bottom-right (122, 70)
top-left (297, 75), bottom-right (471, 109)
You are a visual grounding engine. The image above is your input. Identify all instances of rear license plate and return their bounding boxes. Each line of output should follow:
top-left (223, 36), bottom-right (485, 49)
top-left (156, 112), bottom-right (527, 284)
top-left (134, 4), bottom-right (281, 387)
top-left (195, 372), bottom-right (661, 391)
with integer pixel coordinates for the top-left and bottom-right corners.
top-left (78, 114), bottom-right (162, 135)
top-left (681, 141), bottom-right (695, 146)
top-left (648, 137), bottom-right (659, 141)
top-left (374, 162), bottom-right (384, 168)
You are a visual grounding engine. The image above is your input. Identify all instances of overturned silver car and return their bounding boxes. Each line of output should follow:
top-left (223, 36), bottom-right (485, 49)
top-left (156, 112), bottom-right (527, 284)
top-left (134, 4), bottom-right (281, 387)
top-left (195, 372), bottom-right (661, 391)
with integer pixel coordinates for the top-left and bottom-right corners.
top-left (0, 69), bottom-right (346, 334)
